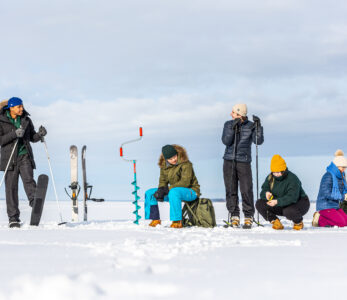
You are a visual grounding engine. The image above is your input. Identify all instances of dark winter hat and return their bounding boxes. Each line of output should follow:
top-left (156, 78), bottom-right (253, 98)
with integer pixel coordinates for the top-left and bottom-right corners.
top-left (162, 145), bottom-right (178, 160)
top-left (7, 97), bottom-right (23, 108)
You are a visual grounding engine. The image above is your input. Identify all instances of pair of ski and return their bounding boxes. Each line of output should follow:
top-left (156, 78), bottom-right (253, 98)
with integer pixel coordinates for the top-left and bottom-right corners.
top-left (223, 219), bottom-right (264, 229)
top-left (66, 145), bottom-right (104, 222)
top-left (8, 174), bottom-right (50, 228)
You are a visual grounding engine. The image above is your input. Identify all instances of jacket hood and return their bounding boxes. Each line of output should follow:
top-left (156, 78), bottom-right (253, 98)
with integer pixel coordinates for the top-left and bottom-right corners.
top-left (158, 144), bottom-right (189, 168)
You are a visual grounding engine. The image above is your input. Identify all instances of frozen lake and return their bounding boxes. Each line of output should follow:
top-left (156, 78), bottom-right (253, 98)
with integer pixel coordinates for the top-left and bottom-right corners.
top-left (0, 200), bottom-right (346, 300)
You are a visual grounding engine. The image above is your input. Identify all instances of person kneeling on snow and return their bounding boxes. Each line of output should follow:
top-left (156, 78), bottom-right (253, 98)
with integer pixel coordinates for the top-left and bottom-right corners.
top-left (144, 144), bottom-right (200, 228)
top-left (256, 155), bottom-right (310, 230)
top-left (312, 150), bottom-right (347, 227)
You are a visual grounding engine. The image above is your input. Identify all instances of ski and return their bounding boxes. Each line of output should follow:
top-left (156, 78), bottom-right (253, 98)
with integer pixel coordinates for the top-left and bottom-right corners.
top-left (82, 145), bottom-right (88, 221)
top-left (223, 220), bottom-right (232, 228)
top-left (65, 145), bottom-right (80, 222)
top-left (81, 146), bottom-right (105, 221)
top-left (30, 174), bottom-right (49, 226)
top-left (253, 220), bottom-right (264, 227)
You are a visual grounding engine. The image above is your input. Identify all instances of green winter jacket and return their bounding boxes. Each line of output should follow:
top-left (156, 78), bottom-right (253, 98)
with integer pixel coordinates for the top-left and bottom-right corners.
top-left (158, 145), bottom-right (201, 197)
top-left (260, 169), bottom-right (307, 207)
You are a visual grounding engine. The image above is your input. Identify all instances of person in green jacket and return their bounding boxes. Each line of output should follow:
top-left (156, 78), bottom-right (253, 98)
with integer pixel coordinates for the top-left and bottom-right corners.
top-left (255, 154), bottom-right (310, 230)
top-left (144, 144), bottom-right (200, 228)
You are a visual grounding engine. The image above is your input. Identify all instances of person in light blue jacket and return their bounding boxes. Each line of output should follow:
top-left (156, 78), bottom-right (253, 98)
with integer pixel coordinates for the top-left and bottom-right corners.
top-left (313, 150), bottom-right (347, 227)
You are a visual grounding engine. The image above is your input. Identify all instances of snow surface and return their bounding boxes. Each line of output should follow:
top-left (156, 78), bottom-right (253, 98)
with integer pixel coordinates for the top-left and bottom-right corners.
top-left (0, 200), bottom-right (346, 300)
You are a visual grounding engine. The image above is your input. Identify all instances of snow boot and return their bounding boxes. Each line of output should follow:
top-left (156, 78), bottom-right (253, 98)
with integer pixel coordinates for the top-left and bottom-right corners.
top-left (271, 219), bottom-right (284, 230)
top-left (231, 216), bottom-right (240, 228)
top-left (293, 222), bottom-right (304, 231)
top-left (9, 221), bottom-right (21, 228)
top-left (149, 220), bottom-right (161, 227)
top-left (242, 217), bottom-right (253, 229)
top-left (312, 212), bottom-right (320, 227)
top-left (170, 220), bottom-right (183, 228)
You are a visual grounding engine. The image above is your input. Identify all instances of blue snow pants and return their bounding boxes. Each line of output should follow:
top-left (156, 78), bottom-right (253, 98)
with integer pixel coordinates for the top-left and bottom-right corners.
top-left (144, 187), bottom-right (198, 221)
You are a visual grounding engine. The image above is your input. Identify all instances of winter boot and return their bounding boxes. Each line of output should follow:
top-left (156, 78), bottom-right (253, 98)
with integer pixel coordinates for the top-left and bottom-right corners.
top-left (293, 222), bottom-right (304, 231)
top-left (231, 216), bottom-right (240, 228)
top-left (271, 219), bottom-right (284, 230)
top-left (170, 220), bottom-right (183, 228)
top-left (312, 212), bottom-right (320, 227)
top-left (242, 217), bottom-right (253, 229)
top-left (9, 221), bottom-right (21, 228)
top-left (149, 220), bottom-right (161, 227)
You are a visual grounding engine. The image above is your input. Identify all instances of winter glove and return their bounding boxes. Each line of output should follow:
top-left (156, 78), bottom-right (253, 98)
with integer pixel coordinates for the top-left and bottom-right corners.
top-left (38, 126), bottom-right (47, 137)
top-left (15, 128), bottom-right (25, 138)
top-left (38, 126), bottom-right (47, 142)
top-left (232, 118), bottom-right (241, 130)
top-left (252, 115), bottom-right (261, 127)
top-left (340, 200), bottom-right (347, 215)
top-left (154, 186), bottom-right (169, 202)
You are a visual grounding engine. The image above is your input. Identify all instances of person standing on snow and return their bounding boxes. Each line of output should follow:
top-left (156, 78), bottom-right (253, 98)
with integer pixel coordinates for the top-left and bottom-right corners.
top-left (0, 97), bottom-right (47, 228)
top-left (256, 155), bottom-right (310, 230)
top-left (144, 144), bottom-right (200, 228)
top-left (222, 103), bottom-right (264, 229)
top-left (312, 150), bottom-right (347, 227)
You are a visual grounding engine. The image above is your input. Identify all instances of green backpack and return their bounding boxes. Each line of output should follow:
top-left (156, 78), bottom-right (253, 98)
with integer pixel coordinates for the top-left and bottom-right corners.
top-left (182, 198), bottom-right (216, 228)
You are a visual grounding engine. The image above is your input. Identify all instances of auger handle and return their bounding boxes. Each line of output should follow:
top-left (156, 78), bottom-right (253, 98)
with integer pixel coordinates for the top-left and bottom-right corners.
top-left (120, 127), bottom-right (144, 162)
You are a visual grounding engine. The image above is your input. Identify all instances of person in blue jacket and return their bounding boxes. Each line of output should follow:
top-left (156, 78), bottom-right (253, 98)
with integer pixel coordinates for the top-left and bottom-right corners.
top-left (313, 150), bottom-right (347, 227)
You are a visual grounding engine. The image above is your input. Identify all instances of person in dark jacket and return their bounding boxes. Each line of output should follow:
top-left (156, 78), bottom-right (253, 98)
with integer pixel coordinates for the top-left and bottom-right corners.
top-left (256, 154), bottom-right (310, 230)
top-left (222, 103), bottom-right (264, 228)
top-left (312, 150), bottom-right (347, 227)
top-left (144, 144), bottom-right (200, 228)
top-left (0, 97), bottom-right (47, 228)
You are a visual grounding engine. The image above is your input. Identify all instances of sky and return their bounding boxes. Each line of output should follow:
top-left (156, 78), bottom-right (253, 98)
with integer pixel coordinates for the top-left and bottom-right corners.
top-left (0, 0), bottom-right (347, 207)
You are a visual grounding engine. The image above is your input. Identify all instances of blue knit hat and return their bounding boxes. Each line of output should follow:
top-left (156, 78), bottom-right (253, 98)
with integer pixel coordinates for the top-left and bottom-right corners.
top-left (7, 97), bottom-right (23, 108)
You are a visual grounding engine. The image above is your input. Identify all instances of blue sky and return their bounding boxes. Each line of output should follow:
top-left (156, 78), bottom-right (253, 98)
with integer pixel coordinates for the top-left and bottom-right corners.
top-left (1, 1), bottom-right (347, 206)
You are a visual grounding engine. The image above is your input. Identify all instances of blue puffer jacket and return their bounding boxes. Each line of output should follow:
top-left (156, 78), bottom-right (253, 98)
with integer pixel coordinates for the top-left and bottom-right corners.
top-left (316, 164), bottom-right (347, 211)
top-left (222, 118), bottom-right (264, 163)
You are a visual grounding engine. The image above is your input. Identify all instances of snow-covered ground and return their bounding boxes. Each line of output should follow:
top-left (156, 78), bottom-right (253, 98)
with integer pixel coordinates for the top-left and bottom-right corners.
top-left (0, 200), bottom-right (346, 300)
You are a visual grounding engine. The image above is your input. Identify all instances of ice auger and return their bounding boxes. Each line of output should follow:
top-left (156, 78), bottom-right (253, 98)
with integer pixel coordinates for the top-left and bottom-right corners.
top-left (120, 127), bottom-right (143, 225)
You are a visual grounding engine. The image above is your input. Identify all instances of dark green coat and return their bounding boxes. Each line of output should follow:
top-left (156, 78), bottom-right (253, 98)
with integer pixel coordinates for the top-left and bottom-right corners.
top-left (158, 145), bottom-right (200, 197)
top-left (260, 170), bottom-right (307, 207)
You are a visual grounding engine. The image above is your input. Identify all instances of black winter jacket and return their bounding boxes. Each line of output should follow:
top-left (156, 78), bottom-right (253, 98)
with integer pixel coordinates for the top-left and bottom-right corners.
top-left (0, 108), bottom-right (41, 171)
top-left (222, 118), bottom-right (264, 163)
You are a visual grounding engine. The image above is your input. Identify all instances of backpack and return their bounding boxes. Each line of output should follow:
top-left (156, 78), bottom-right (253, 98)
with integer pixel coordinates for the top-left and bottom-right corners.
top-left (182, 198), bottom-right (216, 228)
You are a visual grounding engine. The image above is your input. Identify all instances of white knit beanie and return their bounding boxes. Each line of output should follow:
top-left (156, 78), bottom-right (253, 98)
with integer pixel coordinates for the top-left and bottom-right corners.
top-left (232, 103), bottom-right (247, 117)
top-left (333, 149), bottom-right (347, 168)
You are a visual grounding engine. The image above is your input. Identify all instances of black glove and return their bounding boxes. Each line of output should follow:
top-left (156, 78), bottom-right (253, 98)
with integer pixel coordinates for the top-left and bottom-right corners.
top-left (38, 126), bottom-right (47, 137)
top-left (232, 118), bottom-right (241, 130)
top-left (154, 186), bottom-right (169, 202)
top-left (252, 115), bottom-right (261, 127)
top-left (15, 128), bottom-right (25, 138)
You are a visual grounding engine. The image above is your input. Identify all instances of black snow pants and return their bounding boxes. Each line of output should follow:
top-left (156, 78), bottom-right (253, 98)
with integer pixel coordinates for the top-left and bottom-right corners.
top-left (223, 159), bottom-right (254, 218)
top-left (256, 196), bottom-right (310, 224)
top-left (5, 154), bottom-right (36, 222)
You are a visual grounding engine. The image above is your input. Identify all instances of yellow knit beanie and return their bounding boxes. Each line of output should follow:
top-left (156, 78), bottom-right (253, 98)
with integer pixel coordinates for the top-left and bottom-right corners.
top-left (270, 154), bottom-right (287, 172)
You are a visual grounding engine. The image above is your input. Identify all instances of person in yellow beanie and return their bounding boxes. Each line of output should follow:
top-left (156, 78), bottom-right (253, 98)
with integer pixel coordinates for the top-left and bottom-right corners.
top-left (255, 154), bottom-right (310, 230)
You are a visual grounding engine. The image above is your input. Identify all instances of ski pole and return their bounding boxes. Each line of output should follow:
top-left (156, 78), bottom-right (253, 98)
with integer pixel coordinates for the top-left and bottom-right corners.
top-left (253, 116), bottom-right (263, 227)
top-left (120, 127), bottom-right (143, 225)
top-left (42, 138), bottom-right (66, 225)
top-left (0, 139), bottom-right (18, 190)
top-left (255, 121), bottom-right (259, 225)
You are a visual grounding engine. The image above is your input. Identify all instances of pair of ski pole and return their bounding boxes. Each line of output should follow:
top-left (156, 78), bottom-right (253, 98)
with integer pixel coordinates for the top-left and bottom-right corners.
top-left (227, 116), bottom-right (262, 227)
